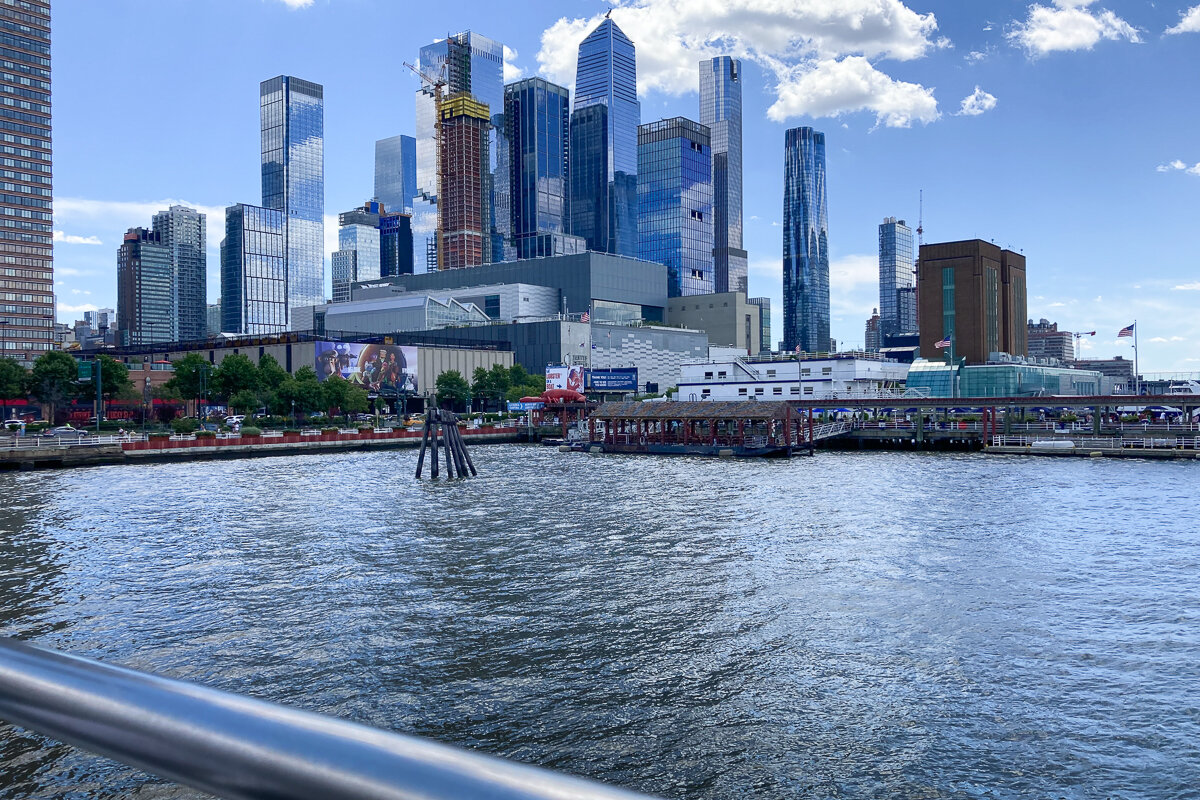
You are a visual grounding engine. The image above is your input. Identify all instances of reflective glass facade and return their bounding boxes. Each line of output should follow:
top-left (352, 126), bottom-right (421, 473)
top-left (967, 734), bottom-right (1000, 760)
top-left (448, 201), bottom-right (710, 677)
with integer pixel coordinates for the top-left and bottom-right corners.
top-left (571, 18), bottom-right (639, 257)
top-left (261, 76), bottom-right (324, 323)
top-left (878, 217), bottom-right (914, 337)
top-left (749, 296), bottom-right (771, 354)
top-left (699, 57), bottom-right (746, 294)
top-left (0, 0), bottom-right (52, 365)
top-left (906, 359), bottom-right (1102, 398)
top-left (116, 228), bottom-right (173, 346)
top-left (331, 214), bottom-right (380, 303)
top-left (374, 134), bottom-right (416, 214)
top-left (506, 77), bottom-right (572, 260)
top-left (379, 212), bottom-right (414, 278)
top-left (151, 205), bottom-right (207, 341)
top-left (637, 118), bottom-right (713, 297)
top-left (782, 127), bottom-right (829, 353)
top-left (221, 204), bottom-right (287, 335)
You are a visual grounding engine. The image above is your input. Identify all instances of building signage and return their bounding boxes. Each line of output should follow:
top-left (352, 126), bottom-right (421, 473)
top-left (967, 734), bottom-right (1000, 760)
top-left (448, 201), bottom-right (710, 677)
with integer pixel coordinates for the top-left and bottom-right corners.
top-left (507, 401), bottom-right (545, 411)
top-left (587, 367), bottom-right (638, 392)
top-left (315, 342), bottom-right (418, 395)
top-left (545, 365), bottom-right (584, 392)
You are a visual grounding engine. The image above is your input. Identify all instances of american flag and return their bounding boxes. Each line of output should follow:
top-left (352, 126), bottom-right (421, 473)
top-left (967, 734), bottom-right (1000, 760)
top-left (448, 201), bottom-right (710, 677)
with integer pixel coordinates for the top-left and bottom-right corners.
top-left (580, 311), bottom-right (590, 323)
top-left (934, 337), bottom-right (952, 349)
top-left (1118, 323), bottom-right (1134, 338)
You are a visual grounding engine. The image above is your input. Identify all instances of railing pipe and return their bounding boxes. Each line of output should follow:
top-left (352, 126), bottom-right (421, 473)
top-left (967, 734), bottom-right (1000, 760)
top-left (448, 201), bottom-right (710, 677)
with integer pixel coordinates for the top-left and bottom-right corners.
top-left (0, 638), bottom-right (658, 800)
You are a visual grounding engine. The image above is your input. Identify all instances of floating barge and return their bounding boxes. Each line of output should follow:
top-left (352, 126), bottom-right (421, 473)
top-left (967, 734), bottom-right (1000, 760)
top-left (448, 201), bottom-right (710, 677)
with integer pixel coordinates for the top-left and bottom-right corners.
top-left (586, 401), bottom-right (834, 458)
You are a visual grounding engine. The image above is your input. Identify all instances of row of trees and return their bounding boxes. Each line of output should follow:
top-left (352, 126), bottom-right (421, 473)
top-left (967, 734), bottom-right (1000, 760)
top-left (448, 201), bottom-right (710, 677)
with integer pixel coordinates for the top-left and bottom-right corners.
top-left (1, 351), bottom-right (135, 421)
top-left (434, 363), bottom-right (548, 410)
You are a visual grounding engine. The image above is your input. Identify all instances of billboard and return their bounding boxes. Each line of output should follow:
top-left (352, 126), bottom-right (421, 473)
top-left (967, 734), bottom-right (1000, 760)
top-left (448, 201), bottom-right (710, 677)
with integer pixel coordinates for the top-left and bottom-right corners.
top-left (587, 367), bottom-right (638, 392)
top-left (545, 365), bottom-right (584, 393)
top-left (315, 342), bottom-right (418, 395)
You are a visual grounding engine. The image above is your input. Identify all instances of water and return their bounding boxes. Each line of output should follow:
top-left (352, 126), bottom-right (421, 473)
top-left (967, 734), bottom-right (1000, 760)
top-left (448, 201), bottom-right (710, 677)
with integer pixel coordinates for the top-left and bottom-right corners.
top-left (1, 446), bottom-right (1198, 799)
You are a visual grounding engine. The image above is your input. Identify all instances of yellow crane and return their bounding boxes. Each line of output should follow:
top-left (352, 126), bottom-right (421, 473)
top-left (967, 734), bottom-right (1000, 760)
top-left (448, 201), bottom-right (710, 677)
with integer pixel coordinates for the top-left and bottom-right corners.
top-left (403, 60), bottom-right (447, 271)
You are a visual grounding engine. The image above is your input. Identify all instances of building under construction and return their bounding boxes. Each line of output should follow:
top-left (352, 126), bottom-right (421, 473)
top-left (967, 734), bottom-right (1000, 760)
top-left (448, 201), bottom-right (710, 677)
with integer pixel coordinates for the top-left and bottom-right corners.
top-left (439, 93), bottom-right (491, 269)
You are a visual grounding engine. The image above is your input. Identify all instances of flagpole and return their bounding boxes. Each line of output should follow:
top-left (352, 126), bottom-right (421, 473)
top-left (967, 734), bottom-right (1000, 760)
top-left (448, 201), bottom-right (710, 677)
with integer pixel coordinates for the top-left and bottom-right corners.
top-left (1133, 319), bottom-right (1139, 397)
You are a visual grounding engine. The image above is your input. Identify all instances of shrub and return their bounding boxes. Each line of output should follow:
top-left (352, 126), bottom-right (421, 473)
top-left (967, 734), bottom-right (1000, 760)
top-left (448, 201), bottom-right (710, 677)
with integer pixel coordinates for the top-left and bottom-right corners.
top-left (171, 418), bottom-right (199, 434)
top-left (358, 426), bottom-right (373, 433)
top-left (282, 429), bottom-right (300, 435)
top-left (148, 432), bottom-right (170, 440)
top-left (195, 430), bottom-right (216, 439)
top-left (239, 425), bottom-right (262, 436)
top-left (321, 427), bottom-right (339, 435)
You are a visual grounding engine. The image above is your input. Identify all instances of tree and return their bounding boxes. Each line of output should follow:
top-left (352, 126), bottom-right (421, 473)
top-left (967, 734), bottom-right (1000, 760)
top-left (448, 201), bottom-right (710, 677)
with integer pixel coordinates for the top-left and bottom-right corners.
top-left (508, 363), bottom-right (530, 388)
top-left (434, 370), bottom-right (471, 409)
top-left (28, 351), bottom-right (79, 423)
top-left (471, 367), bottom-right (491, 407)
top-left (95, 355), bottom-right (133, 400)
top-left (257, 353), bottom-right (288, 392)
top-left (342, 384), bottom-right (369, 415)
top-left (0, 357), bottom-right (26, 400)
top-left (229, 389), bottom-right (259, 415)
top-left (213, 354), bottom-right (259, 401)
top-left (486, 364), bottom-right (512, 408)
top-left (164, 353), bottom-right (210, 401)
top-left (273, 366), bottom-right (324, 419)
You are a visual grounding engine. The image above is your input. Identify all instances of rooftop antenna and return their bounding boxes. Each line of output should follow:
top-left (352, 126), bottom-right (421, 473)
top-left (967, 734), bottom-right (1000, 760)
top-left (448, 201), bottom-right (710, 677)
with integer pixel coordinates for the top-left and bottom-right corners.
top-left (605, 8), bottom-right (612, 18)
top-left (913, 189), bottom-right (923, 282)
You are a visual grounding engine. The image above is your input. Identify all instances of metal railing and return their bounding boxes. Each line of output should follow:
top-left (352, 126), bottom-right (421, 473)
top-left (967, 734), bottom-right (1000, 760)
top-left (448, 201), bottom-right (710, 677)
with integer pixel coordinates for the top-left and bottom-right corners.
top-left (0, 638), bottom-right (656, 800)
top-left (1, 433), bottom-right (148, 451)
top-left (990, 434), bottom-right (1200, 450)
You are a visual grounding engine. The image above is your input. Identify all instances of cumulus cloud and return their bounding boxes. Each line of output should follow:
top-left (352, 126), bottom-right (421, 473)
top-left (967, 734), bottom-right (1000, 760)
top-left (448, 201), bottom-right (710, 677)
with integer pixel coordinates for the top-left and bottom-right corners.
top-left (536, 0), bottom-right (946, 128)
top-left (1149, 336), bottom-right (1187, 342)
top-left (1156, 159), bottom-right (1200, 175)
top-left (57, 302), bottom-right (99, 314)
top-left (957, 86), bottom-right (997, 116)
top-left (1166, 5), bottom-right (1200, 34)
top-left (275, 0), bottom-right (313, 8)
top-left (1173, 282), bottom-right (1200, 290)
top-left (53, 230), bottom-right (102, 245)
top-left (503, 45), bottom-right (525, 83)
top-left (1008, 0), bottom-right (1141, 56)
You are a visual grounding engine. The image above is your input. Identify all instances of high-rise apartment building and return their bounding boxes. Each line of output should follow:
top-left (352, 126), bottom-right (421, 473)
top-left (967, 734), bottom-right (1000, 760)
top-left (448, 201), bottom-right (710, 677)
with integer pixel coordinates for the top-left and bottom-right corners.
top-left (699, 57), bottom-right (746, 294)
top-left (0, 1), bottom-right (52, 366)
top-left (878, 217), bottom-right (915, 337)
top-left (379, 209), bottom-right (415, 278)
top-left (151, 205), bottom-right (206, 341)
top-left (782, 127), bottom-right (829, 354)
top-left (637, 117), bottom-right (713, 297)
top-left (1028, 318), bottom-right (1074, 363)
top-left (440, 93), bottom-right (491, 269)
top-left (260, 76), bottom-right (324, 323)
top-left (917, 239), bottom-right (1027, 364)
top-left (570, 17), bottom-right (639, 257)
top-left (220, 204), bottom-right (287, 335)
top-left (748, 297), bottom-right (771, 354)
top-left (865, 309), bottom-right (881, 353)
top-left (116, 228), bottom-right (173, 345)
top-left (505, 77), bottom-right (583, 260)
top-left (332, 204), bottom-right (382, 302)
top-left (415, 31), bottom-right (505, 268)
top-left (374, 134), bottom-right (416, 214)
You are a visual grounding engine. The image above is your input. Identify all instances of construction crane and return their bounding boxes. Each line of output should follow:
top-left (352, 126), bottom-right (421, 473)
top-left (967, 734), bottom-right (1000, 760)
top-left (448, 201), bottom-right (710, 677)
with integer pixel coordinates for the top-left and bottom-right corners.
top-left (1074, 330), bottom-right (1096, 361)
top-left (403, 60), bottom-right (447, 271)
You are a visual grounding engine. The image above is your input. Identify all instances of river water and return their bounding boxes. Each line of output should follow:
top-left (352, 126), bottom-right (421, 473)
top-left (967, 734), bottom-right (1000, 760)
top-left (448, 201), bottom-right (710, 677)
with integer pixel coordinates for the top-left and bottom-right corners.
top-left (0, 446), bottom-right (1198, 799)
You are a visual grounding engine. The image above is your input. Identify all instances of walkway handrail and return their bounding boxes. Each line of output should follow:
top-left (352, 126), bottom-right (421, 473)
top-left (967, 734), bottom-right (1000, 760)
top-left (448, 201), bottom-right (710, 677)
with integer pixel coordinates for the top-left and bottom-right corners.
top-left (0, 638), bottom-right (658, 800)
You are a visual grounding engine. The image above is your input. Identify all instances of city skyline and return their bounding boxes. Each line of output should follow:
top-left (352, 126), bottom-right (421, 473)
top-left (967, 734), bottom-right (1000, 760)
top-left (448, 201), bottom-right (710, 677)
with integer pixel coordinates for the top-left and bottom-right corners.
top-left (49, 0), bottom-right (1200, 371)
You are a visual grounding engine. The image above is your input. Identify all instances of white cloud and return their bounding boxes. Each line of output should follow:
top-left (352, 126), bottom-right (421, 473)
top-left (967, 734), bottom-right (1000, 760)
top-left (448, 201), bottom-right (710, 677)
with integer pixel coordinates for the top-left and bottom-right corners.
top-left (57, 302), bottom-right (99, 314)
top-left (69, 289), bottom-right (91, 296)
top-left (957, 86), bottom-right (997, 116)
top-left (55, 197), bottom-right (228, 226)
top-left (1148, 336), bottom-right (1187, 342)
top-left (965, 50), bottom-right (987, 63)
top-left (503, 45), bottom-right (525, 83)
top-left (536, 0), bottom-right (946, 127)
top-left (53, 230), bottom-right (103, 245)
top-left (1166, 5), bottom-right (1200, 34)
top-left (276, 0), bottom-right (313, 8)
top-left (1156, 159), bottom-right (1200, 175)
top-left (1008, 0), bottom-right (1141, 56)
top-left (1173, 282), bottom-right (1200, 290)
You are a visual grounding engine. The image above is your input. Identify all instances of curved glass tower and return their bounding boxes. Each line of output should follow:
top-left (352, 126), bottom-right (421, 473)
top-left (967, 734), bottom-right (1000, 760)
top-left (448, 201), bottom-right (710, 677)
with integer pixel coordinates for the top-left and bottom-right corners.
top-left (570, 18), bottom-right (639, 257)
top-left (782, 127), bottom-right (829, 354)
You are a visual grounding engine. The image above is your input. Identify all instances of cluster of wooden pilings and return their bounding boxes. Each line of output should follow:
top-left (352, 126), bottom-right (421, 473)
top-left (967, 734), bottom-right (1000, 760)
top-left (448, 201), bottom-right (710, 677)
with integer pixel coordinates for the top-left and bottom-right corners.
top-left (415, 408), bottom-right (477, 479)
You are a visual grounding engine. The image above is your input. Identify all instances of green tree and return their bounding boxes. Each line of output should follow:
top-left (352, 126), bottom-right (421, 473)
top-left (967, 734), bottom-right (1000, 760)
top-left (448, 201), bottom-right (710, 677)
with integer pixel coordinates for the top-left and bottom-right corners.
top-left (95, 355), bottom-right (133, 400)
top-left (507, 363), bottom-right (530, 388)
top-left (273, 366), bottom-right (324, 419)
top-left (257, 353), bottom-right (288, 392)
top-left (0, 357), bottom-right (26, 399)
top-left (28, 351), bottom-right (79, 423)
top-left (342, 384), bottom-right (369, 414)
top-left (164, 353), bottom-right (211, 401)
top-left (229, 389), bottom-right (259, 415)
top-left (486, 364), bottom-right (512, 408)
top-left (471, 367), bottom-right (491, 406)
top-left (434, 369), bottom-right (471, 409)
top-left (213, 354), bottom-right (259, 400)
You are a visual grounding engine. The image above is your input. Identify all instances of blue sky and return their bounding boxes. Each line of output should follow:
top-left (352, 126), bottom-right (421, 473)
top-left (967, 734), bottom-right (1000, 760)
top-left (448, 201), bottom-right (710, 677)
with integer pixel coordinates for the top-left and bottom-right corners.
top-left (52, 0), bottom-right (1199, 372)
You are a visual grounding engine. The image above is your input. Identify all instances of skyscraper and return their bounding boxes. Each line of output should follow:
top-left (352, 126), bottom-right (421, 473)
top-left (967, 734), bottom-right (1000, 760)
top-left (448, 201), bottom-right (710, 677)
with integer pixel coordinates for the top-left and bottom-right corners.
top-left (116, 228), bottom-right (173, 346)
top-left (637, 117), bottom-right (713, 297)
top-left (782, 127), bottom-right (829, 354)
top-left (151, 206), bottom-right (207, 341)
top-left (379, 210), bottom-right (415, 278)
top-left (505, 77), bottom-right (582, 259)
top-left (748, 297), bottom-right (771, 354)
top-left (221, 204), bottom-right (287, 335)
top-left (570, 17), bottom-right (639, 257)
top-left (0, 1), bottom-right (51, 366)
top-left (374, 135), bottom-right (416, 214)
top-left (878, 217), bottom-right (915, 337)
top-left (332, 204), bottom-right (382, 302)
top-left (440, 93), bottom-right (491, 269)
top-left (260, 76), bottom-right (324, 323)
top-left (699, 56), bottom-right (746, 294)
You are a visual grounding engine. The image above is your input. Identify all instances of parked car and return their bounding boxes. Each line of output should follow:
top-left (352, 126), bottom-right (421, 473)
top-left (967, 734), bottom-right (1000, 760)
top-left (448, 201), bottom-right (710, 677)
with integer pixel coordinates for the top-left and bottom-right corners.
top-left (48, 425), bottom-right (87, 436)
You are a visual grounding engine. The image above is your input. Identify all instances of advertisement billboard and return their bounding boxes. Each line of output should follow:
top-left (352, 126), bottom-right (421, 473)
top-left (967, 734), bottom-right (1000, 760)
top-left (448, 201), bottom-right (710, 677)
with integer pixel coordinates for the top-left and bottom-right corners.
top-left (545, 365), bottom-right (584, 393)
top-left (315, 342), bottom-right (418, 395)
top-left (586, 368), bottom-right (638, 392)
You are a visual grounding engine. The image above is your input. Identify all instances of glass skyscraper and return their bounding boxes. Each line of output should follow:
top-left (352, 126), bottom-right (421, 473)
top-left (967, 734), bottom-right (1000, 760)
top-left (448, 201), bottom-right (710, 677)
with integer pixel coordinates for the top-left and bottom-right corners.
top-left (699, 57), bottom-right (747, 294)
top-left (260, 76), bottom-right (324, 324)
top-left (782, 127), bottom-right (829, 354)
top-left (0, 1), bottom-right (51, 366)
top-left (637, 118), bottom-right (713, 297)
top-left (151, 205), bottom-right (206, 341)
top-left (220, 204), bottom-right (287, 335)
top-left (570, 17), bottom-right (639, 258)
top-left (505, 77), bottom-right (583, 260)
top-left (374, 135), bottom-right (416, 214)
top-left (332, 204), bottom-right (382, 303)
top-left (878, 216), bottom-right (915, 337)
top-left (749, 296), bottom-right (771, 354)
top-left (116, 228), bottom-right (173, 346)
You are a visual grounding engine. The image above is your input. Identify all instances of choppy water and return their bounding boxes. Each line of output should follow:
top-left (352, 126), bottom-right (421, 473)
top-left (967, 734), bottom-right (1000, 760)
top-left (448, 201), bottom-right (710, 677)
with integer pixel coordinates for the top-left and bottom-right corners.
top-left (1, 446), bottom-right (1198, 799)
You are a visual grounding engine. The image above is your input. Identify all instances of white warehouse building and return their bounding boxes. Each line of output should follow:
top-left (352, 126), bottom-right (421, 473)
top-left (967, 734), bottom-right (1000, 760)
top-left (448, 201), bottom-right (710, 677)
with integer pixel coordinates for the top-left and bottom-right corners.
top-left (678, 354), bottom-right (910, 402)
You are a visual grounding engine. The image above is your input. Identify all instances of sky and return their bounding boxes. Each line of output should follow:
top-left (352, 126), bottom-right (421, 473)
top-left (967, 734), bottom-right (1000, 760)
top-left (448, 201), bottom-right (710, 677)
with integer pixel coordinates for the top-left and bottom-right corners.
top-left (51, 0), bottom-right (1200, 373)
